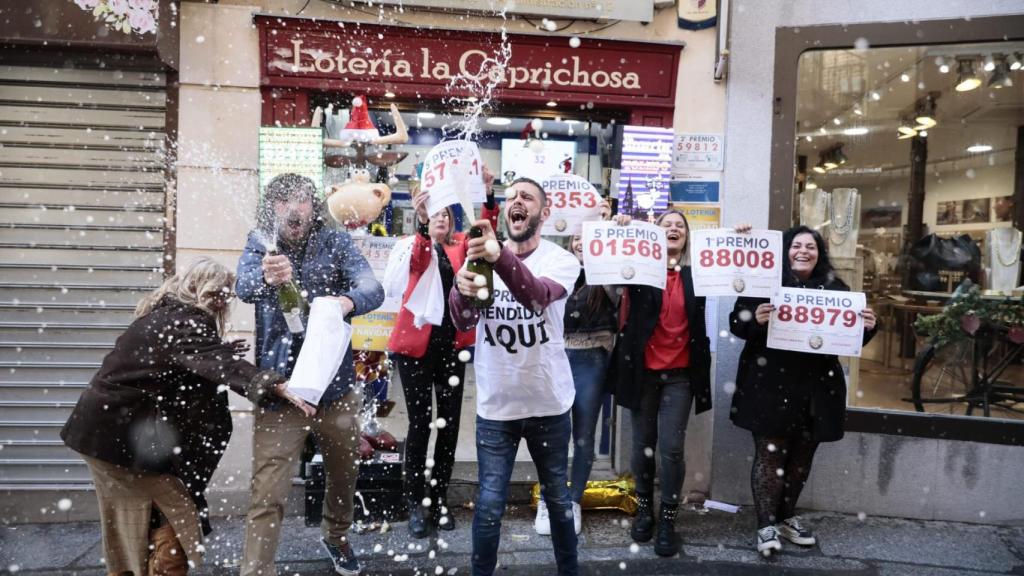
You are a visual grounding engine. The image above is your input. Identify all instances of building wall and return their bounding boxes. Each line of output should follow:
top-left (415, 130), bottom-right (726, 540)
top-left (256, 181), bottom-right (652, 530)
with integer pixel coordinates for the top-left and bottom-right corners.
top-left (178, 1), bottom-right (726, 508)
top-left (715, 0), bottom-right (1024, 524)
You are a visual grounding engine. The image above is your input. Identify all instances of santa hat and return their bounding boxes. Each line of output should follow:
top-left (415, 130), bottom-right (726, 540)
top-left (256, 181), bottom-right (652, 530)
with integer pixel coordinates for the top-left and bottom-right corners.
top-left (345, 96), bottom-right (377, 131)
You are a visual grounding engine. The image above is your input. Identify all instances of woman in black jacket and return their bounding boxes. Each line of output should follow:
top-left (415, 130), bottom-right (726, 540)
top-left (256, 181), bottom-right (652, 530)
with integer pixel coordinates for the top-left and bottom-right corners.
top-left (606, 209), bottom-right (712, 557)
top-left (729, 226), bottom-right (876, 556)
top-left (61, 258), bottom-right (309, 575)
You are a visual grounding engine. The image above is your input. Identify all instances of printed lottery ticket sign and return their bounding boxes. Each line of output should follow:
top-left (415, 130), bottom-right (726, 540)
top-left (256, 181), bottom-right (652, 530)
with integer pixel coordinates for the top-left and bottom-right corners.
top-left (582, 221), bottom-right (667, 290)
top-left (690, 228), bottom-right (782, 298)
top-left (422, 140), bottom-right (487, 218)
top-left (540, 174), bottom-right (603, 236)
top-left (767, 287), bottom-right (866, 357)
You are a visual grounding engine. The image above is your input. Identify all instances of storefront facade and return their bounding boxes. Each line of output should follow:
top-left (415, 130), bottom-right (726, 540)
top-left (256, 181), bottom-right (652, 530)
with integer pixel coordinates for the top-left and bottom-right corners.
top-left (174, 0), bottom-right (725, 518)
top-left (0, 0), bottom-right (178, 522)
top-left (716, 2), bottom-right (1024, 524)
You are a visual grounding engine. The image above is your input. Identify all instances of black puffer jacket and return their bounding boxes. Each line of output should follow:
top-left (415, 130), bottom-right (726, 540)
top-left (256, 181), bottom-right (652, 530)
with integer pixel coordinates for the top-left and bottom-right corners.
top-left (729, 272), bottom-right (876, 442)
top-left (62, 297), bottom-right (284, 532)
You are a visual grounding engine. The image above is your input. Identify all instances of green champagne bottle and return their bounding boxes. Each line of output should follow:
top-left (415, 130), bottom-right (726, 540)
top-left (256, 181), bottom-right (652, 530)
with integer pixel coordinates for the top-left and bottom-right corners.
top-left (467, 225), bottom-right (495, 309)
top-left (269, 248), bottom-right (308, 333)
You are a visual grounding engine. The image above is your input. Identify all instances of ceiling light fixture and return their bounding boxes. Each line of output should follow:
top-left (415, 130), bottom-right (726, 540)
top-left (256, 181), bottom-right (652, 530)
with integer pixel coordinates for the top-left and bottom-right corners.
top-left (843, 127), bottom-right (869, 136)
top-left (384, 91), bottom-right (396, 98)
top-left (813, 162), bottom-right (827, 174)
top-left (1010, 53), bottom-right (1022, 71)
top-left (914, 94), bottom-right (939, 128)
top-left (936, 56), bottom-right (950, 74)
top-left (967, 144), bottom-right (992, 153)
top-left (485, 117), bottom-right (512, 126)
top-left (900, 73), bottom-right (911, 82)
top-left (955, 59), bottom-right (982, 92)
top-left (870, 91), bottom-right (881, 101)
top-left (918, 130), bottom-right (928, 138)
top-left (416, 111), bottom-right (436, 119)
top-left (806, 180), bottom-right (818, 190)
top-left (546, 100), bottom-right (558, 107)
top-left (988, 56), bottom-right (1014, 90)
top-left (982, 54), bottom-right (996, 72)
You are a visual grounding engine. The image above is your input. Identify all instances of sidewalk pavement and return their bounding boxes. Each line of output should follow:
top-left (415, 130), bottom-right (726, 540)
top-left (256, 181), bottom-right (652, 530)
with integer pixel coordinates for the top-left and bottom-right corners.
top-left (3, 505), bottom-right (1023, 575)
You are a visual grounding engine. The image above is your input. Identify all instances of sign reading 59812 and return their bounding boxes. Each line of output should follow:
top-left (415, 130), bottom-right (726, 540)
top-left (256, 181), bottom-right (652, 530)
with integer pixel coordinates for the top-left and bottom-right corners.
top-left (582, 221), bottom-right (667, 290)
top-left (690, 229), bottom-right (782, 298)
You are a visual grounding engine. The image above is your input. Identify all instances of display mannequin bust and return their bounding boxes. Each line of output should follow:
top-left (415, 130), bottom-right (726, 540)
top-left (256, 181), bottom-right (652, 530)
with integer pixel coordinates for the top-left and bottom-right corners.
top-left (828, 188), bottom-right (860, 259)
top-left (987, 227), bottom-right (1023, 293)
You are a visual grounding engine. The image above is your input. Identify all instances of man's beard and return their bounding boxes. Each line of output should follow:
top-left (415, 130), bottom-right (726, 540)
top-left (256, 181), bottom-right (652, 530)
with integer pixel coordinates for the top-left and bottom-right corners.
top-left (508, 213), bottom-right (542, 243)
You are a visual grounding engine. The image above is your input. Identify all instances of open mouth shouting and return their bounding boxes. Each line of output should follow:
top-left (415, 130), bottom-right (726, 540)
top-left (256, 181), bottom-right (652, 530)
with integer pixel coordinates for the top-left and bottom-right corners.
top-left (665, 229), bottom-right (682, 242)
top-left (509, 205), bottom-right (529, 225)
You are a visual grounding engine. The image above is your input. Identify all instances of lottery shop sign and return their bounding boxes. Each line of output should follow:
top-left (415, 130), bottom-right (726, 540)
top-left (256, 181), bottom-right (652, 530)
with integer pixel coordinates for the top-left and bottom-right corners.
top-left (256, 16), bottom-right (680, 108)
top-left (582, 221), bottom-right (667, 290)
top-left (767, 287), bottom-right (866, 357)
top-left (690, 229), bottom-right (782, 298)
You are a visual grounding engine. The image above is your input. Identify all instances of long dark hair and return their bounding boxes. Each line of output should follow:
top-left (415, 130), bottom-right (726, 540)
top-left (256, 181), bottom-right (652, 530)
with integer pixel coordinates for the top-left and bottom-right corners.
top-left (781, 225), bottom-right (836, 285)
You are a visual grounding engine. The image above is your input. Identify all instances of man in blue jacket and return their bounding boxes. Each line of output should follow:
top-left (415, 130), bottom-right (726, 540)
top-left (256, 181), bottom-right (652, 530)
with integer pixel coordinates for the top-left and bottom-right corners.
top-left (236, 173), bottom-right (384, 576)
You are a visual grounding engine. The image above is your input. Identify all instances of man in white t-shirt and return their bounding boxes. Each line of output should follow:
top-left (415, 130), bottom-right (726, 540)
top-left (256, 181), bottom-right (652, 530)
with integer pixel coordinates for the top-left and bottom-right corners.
top-left (450, 177), bottom-right (581, 576)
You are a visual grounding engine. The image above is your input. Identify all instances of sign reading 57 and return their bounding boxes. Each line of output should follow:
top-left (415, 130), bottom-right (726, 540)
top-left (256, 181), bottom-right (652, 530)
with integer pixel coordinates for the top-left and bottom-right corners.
top-left (422, 140), bottom-right (486, 217)
top-left (690, 228), bottom-right (782, 298)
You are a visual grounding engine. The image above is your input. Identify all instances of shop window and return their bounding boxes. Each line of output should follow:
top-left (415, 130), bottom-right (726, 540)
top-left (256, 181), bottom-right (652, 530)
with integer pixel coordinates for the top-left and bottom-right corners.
top-left (793, 41), bottom-right (1024, 422)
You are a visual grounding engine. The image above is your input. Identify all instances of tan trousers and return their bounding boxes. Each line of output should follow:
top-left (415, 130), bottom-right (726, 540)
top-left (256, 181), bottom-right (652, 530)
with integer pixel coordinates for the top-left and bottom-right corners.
top-left (241, 388), bottom-right (363, 576)
top-left (83, 455), bottom-right (203, 575)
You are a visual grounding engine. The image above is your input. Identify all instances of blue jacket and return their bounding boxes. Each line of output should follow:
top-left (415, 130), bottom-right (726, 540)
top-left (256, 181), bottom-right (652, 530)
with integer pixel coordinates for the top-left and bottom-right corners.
top-left (236, 225), bottom-right (384, 405)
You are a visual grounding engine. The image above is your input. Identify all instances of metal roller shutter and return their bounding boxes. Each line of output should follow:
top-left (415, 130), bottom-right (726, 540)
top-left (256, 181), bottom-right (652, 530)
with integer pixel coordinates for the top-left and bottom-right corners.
top-left (0, 63), bottom-right (167, 489)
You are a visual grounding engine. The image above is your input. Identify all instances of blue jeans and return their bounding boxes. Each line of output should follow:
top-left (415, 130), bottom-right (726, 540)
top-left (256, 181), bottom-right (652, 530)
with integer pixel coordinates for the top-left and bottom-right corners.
top-left (472, 412), bottom-right (578, 576)
top-left (565, 347), bottom-right (610, 502)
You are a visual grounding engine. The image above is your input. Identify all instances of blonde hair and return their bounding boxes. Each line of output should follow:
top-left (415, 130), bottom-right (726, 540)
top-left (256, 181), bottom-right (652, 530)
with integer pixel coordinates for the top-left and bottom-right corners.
top-left (135, 257), bottom-right (235, 334)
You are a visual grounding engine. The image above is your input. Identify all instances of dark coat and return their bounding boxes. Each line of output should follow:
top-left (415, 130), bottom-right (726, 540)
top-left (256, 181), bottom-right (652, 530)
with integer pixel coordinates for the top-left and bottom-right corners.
top-left (61, 297), bottom-right (284, 532)
top-left (728, 272), bottom-right (877, 442)
top-left (236, 223), bottom-right (384, 405)
top-left (607, 266), bottom-right (712, 414)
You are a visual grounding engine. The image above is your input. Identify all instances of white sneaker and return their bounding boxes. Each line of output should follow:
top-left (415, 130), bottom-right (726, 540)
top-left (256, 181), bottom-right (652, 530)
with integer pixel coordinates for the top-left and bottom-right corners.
top-left (776, 516), bottom-right (816, 546)
top-left (757, 526), bottom-right (782, 557)
top-left (572, 502), bottom-right (582, 535)
top-left (534, 500), bottom-right (551, 535)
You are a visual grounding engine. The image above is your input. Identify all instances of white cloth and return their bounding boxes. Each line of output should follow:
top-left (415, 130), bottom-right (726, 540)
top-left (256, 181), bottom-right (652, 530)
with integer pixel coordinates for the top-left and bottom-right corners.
top-left (383, 236), bottom-right (444, 328)
top-left (288, 297), bottom-right (353, 406)
top-left (472, 239), bottom-right (581, 421)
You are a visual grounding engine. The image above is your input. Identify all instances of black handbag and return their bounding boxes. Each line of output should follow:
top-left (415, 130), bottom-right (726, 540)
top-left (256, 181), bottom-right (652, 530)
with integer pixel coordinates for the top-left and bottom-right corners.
top-left (907, 234), bottom-right (981, 291)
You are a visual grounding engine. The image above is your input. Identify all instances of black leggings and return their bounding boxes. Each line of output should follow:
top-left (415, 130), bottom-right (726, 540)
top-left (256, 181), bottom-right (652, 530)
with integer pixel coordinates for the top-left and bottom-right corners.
top-left (393, 342), bottom-right (465, 504)
top-left (751, 434), bottom-right (819, 528)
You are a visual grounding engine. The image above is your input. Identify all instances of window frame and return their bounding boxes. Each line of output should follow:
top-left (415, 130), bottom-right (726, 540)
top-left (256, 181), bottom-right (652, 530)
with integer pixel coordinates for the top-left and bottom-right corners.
top-left (769, 14), bottom-right (1024, 446)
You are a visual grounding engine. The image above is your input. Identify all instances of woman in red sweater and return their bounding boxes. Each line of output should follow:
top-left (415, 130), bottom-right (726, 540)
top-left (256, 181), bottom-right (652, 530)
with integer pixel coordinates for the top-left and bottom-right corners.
top-left (387, 170), bottom-right (497, 538)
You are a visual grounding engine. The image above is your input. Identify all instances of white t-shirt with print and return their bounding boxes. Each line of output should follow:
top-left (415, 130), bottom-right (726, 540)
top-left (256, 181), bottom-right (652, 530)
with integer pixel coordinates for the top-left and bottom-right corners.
top-left (473, 239), bottom-right (581, 421)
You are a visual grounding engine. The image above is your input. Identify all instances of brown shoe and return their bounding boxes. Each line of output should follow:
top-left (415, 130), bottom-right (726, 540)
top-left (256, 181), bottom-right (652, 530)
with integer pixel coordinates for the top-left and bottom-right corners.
top-left (362, 429), bottom-right (398, 452)
top-left (148, 524), bottom-right (188, 575)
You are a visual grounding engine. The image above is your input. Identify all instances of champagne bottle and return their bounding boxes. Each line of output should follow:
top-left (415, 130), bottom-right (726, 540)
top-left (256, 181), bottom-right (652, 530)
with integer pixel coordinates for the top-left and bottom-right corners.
top-left (467, 225), bottom-right (495, 309)
top-left (268, 248), bottom-right (308, 333)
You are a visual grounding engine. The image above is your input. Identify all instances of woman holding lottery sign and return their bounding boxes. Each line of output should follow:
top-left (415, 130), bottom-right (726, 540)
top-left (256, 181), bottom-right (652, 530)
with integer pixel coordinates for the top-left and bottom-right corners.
top-left (729, 225), bottom-right (877, 557)
top-left (606, 208), bottom-right (712, 558)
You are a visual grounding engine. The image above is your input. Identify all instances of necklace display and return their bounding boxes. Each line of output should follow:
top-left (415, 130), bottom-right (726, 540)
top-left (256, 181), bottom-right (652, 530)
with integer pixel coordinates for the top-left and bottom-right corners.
top-left (994, 228), bottom-right (1022, 267)
top-left (828, 189), bottom-right (857, 246)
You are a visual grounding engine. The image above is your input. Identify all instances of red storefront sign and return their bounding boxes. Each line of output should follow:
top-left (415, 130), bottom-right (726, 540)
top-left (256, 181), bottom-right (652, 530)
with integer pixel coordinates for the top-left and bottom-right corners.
top-left (256, 16), bottom-right (681, 112)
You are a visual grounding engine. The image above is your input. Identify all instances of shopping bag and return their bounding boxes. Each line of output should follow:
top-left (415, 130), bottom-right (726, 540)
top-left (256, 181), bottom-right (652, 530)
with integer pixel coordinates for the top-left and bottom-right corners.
top-left (287, 297), bottom-right (353, 406)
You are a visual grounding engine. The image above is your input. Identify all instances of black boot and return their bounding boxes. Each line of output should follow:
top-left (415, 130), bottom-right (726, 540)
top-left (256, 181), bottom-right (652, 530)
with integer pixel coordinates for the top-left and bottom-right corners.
top-left (654, 503), bottom-right (680, 557)
top-left (431, 496), bottom-right (456, 531)
top-left (407, 497), bottom-right (430, 538)
top-left (630, 493), bottom-right (655, 543)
